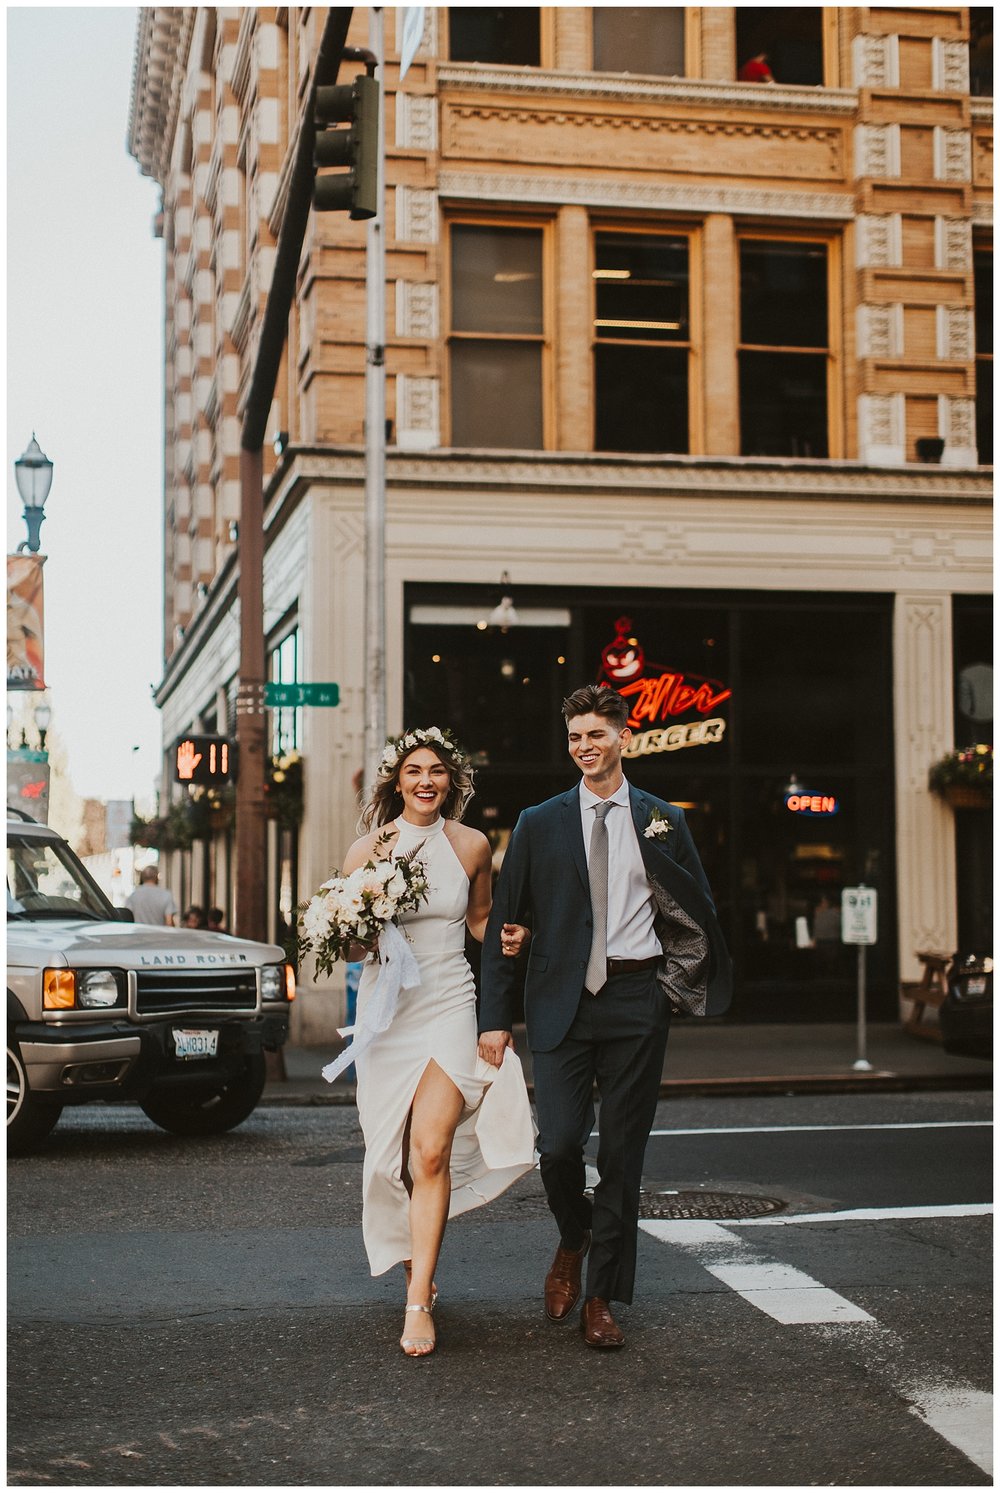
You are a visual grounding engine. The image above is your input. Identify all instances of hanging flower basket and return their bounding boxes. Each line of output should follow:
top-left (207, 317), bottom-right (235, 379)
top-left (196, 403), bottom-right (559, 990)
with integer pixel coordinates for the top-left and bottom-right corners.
top-left (928, 744), bottom-right (992, 808)
top-left (187, 784), bottom-right (237, 836)
top-left (129, 801), bottom-right (195, 852)
top-left (265, 750), bottom-right (304, 827)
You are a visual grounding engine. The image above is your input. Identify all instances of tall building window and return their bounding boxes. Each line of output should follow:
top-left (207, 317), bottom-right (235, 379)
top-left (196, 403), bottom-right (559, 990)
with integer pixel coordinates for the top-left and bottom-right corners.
top-left (592, 8), bottom-right (684, 76)
top-left (970, 8), bottom-right (993, 97)
top-left (593, 231), bottom-right (690, 454)
top-left (448, 8), bottom-right (540, 66)
top-left (974, 246), bottom-right (992, 465)
top-left (449, 223), bottom-right (545, 448)
top-left (269, 625), bottom-right (300, 755)
top-left (739, 238), bottom-right (830, 458)
top-left (736, 8), bottom-right (824, 86)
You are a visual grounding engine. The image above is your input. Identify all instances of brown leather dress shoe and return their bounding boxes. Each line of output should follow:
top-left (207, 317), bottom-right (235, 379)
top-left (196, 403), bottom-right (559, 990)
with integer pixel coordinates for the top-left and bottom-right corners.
top-left (581, 1296), bottom-right (625, 1349)
top-left (544, 1231), bottom-right (591, 1322)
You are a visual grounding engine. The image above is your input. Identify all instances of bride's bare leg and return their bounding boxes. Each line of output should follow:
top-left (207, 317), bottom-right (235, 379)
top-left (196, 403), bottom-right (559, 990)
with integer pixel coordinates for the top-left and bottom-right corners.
top-left (401, 1060), bottom-right (465, 1354)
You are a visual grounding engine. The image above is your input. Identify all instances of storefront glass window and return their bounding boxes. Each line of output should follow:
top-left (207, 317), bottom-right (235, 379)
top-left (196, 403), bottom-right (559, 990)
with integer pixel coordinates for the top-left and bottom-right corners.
top-left (269, 627), bottom-right (301, 755)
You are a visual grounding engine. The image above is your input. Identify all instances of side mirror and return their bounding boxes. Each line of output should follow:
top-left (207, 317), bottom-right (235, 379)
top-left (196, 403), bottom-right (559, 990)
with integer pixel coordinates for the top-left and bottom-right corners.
top-left (117, 907), bottom-right (135, 923)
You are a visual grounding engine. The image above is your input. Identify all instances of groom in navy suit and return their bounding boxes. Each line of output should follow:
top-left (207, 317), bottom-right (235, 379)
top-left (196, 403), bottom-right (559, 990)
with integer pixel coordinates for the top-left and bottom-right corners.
top-left (479, 684), bottom-right (730, 1349)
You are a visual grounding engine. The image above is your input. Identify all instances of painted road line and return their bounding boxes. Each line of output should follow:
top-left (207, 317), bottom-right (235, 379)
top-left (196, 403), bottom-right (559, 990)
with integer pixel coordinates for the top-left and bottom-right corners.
top-left (906, 1383), bottom-right (993, 1477)
top-left (642, 1121), bottom-right (992, 1138)
top-left (640, 1218), bottom-right (874, 1324)
top-left (733, 1203), bottom-right (993, 1226)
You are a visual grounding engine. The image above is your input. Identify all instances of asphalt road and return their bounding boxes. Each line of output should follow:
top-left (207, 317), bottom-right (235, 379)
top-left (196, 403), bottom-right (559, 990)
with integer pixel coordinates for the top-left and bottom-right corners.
top-left (7, 1089), bottom-right (992, 1487)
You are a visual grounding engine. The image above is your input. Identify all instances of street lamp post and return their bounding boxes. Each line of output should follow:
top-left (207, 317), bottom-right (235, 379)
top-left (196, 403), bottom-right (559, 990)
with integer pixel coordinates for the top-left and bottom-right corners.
top-left (14, 435), bottom-right (54, 554)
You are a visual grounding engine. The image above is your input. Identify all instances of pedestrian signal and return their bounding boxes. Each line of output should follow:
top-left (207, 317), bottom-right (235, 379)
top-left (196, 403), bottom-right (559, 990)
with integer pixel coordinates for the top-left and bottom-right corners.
top-left (173, 735), bottom-right (236, 785)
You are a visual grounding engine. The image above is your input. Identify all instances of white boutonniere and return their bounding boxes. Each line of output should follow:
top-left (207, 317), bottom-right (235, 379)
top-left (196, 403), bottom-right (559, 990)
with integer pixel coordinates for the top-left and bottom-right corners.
top-left (643, 809), bottom-right (672, 841)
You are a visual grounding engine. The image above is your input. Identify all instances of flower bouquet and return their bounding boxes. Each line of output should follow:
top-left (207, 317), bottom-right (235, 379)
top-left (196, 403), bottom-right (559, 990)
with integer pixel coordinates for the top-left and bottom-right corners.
top-left (299, 832), bottom-right (429, 979)
top-left (297, 834), bottom-right (430, 1084)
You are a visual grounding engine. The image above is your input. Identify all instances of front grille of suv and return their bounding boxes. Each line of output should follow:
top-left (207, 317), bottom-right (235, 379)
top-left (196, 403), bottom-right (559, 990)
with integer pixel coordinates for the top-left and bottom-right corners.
top-left (135, 969), bottom-right (258, 1016)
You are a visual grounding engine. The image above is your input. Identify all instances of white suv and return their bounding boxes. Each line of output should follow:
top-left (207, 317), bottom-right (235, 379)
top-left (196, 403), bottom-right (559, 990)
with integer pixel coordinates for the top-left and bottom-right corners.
top-left (6, 811), bottom-right (293, 1154)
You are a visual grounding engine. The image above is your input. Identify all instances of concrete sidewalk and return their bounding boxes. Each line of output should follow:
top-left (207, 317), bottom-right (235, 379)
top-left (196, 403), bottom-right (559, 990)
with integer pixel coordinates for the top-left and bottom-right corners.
top-left (264, 1020), bottom-right (992, 1104)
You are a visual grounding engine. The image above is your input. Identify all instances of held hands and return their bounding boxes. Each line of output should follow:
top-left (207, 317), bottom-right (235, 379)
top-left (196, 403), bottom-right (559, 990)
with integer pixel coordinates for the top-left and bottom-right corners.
top-left (478, 1029), bottom-right (514, 1067)
top-left (500, 922), bottom-right (530, 958)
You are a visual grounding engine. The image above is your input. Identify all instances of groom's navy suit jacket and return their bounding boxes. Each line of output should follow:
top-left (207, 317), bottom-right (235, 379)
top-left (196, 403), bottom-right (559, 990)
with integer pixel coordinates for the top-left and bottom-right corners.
top-left (480, 783), bottom-right (732, 1053)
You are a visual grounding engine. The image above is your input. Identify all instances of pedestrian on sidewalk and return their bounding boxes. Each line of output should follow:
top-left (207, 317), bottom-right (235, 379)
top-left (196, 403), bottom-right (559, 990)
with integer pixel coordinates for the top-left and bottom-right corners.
top-left (479, 684), bottom-right (731, 1350)
top-left (126, 865), bottom-right (177, 927)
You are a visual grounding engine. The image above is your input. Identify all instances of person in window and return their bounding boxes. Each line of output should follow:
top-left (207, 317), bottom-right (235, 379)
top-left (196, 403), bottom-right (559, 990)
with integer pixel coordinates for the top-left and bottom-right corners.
top-left (738, 51), bottom-right (775, 83)
top-left (326, 728), bottom-right (535, 1358)
top-left (126, 865), bottom-right (177, 927)
top-left (479, 685), bottom-right (731, 1351)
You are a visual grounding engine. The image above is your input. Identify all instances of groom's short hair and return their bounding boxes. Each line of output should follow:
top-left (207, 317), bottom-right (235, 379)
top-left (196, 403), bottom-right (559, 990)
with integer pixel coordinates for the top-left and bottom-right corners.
top-left (561, 684), bottom-right (630, 730)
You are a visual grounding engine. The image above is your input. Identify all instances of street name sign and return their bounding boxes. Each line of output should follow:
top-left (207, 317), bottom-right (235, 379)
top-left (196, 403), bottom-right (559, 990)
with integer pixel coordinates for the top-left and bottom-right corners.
top-left (841, 886), bottom-right (878, 945)
top-left (264, 682), bottom-right (340, 708)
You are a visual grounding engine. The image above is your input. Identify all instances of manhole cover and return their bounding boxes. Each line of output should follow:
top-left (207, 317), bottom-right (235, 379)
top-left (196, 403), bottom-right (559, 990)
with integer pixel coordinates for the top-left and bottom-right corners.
top-left (639, 1190), bottom-right (786, 1220)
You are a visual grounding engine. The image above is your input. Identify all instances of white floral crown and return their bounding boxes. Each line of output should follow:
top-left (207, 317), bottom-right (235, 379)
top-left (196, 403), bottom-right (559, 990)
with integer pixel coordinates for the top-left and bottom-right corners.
top-left (379, 726), bottom-right (470, 776)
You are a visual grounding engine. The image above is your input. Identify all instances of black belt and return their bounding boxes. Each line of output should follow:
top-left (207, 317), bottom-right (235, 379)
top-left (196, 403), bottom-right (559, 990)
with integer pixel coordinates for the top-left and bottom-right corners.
top-left (605, 956), bottom-right (660, 976)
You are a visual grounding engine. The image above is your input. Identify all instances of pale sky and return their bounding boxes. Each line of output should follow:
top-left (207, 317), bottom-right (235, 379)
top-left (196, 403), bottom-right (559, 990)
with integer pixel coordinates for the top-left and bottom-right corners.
top-left (7, 6), bottom-right (165, 807)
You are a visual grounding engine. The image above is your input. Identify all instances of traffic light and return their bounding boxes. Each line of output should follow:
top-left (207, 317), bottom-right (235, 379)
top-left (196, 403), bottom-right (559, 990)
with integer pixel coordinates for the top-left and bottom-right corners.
top-left (313, 74), bottom-right (379, 220)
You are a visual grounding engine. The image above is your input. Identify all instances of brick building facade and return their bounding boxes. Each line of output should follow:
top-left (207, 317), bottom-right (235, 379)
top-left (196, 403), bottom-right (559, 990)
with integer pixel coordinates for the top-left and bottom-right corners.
top-left (129, 7), bottom-right (992, 1040)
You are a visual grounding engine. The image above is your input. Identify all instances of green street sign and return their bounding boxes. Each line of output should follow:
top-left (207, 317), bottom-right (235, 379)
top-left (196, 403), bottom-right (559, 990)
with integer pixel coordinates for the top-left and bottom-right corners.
top-left (264, 681), bottom-right (340, 708)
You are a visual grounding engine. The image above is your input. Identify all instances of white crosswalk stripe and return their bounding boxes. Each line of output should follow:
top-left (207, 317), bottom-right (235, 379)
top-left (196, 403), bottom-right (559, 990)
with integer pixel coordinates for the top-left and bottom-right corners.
top-left (640, 1218), bottom-right (873, 1323)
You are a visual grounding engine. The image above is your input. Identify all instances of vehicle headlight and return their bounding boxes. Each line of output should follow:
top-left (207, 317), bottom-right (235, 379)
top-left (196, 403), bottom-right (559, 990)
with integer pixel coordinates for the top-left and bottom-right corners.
top-left (77, 970), bottom-right (124, 1009)
top-left (261, 964), bottom-right (285, 1001)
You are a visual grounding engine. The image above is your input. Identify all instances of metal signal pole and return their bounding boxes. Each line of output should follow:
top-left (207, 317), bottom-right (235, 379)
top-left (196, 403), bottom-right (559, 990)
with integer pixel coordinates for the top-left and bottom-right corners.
top-left (363, 6), bottom-right (387, 795)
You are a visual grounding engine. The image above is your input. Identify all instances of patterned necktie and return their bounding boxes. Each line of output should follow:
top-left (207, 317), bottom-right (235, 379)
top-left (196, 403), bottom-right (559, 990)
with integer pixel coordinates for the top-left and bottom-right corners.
top-left (585, 800), bottom-right (615, 995)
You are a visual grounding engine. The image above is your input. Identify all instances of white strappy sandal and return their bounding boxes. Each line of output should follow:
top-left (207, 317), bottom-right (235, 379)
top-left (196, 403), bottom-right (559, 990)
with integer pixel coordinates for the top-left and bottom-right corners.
top-left (400, 1302), bottom-right (436, 1357)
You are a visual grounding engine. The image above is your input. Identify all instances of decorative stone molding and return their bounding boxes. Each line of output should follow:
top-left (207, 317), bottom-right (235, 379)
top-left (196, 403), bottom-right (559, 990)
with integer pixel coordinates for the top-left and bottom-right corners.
top-left (935, 305), bottom-right (974, 362)
top-left (395, 92), bottom-right (437, 152)
top-left (971, 200), bottom-right (993, 226)
top-left (932, 37), bottom-right (970, 94)
top-left (395, 281), bottom-right (439, 340)
top-left (436, 63), bottom-right (858, 116)
top-left (893, 594), bottom-right (956, 970)
top-left (396, 375), bottom-right (440, 450)
top-left (128, 7), bottom-right (196, 183)
top-left (938, 397), bottom-right (978, 467)
top-left (857, 393), bottom-right (905, 466)
top-left (855, 214), bottom-right (903, 269)
top-left (420, 7), bottom-right (438, 59)
top-left (934, 216), bottom-right (973, 271)
top-left (934, 127), bottom-right (972, 181)
top-left (394, 185), bottom-right (439, 243)
top-left (852, 34), bottom-right (899, 89)
top-left (436, 170), bottom-right (853, 221)
top-left (857, 304), bottom-right (903, 359)
top-left (854, 123), bottom-right (901, 179)
top-left (970, 97), bottom-right (993, 125)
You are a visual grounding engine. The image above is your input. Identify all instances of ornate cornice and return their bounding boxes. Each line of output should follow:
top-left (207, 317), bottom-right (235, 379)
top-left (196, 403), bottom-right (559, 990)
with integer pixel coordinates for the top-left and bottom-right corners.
top-left (277, 448), bottom-right (992, 506)
top-left (128, 6), bottom-right (196, 183)
top-left (437, 170), bottom-right (854, 222)
top-left (436, 64), bottom-right (859, 117)
top-left (970, 97), bottom-right (994, 125)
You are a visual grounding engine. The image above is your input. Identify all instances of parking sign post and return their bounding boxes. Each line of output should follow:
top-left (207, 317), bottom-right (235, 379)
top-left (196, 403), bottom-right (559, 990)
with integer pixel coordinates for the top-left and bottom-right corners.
top-left (842, 885), bottom-right (878, 1071)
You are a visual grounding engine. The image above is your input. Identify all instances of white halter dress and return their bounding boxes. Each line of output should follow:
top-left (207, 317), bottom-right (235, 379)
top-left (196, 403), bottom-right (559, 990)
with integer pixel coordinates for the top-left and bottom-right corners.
top-left (355, 815), bottom-right (536, 1277)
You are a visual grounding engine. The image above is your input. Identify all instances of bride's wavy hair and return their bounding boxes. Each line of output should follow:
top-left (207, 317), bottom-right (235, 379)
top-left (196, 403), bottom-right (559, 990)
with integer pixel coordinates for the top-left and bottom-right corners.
top-left (360, 728), bottom-right (476, 830)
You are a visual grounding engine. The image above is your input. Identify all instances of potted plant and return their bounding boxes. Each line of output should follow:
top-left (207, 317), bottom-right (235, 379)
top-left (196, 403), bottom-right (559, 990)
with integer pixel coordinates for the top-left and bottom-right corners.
top-left (928, 744), bottom-right (992, 809)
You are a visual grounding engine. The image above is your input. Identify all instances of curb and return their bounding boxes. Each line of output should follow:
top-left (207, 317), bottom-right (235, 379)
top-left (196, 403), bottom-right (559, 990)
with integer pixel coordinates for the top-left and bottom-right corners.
top-left (260, 1069), bottom-right (992, 1106)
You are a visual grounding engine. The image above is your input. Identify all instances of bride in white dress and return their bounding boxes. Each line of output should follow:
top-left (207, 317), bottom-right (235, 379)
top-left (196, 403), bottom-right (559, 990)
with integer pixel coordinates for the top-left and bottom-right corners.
top-left (340, 728), bottom-right (535, 1357)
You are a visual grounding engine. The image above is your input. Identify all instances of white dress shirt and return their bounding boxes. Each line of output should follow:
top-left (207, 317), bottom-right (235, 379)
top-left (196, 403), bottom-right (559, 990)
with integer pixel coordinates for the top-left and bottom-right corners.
top-left (579, 777), bottom-right (661, 961)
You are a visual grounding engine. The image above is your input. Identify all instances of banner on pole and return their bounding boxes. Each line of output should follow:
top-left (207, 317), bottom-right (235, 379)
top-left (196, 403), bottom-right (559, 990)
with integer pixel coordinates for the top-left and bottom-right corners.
top-left (398, 6), bottom-right (425, 81)
top-left (7, 555), bottom-right (46, 691)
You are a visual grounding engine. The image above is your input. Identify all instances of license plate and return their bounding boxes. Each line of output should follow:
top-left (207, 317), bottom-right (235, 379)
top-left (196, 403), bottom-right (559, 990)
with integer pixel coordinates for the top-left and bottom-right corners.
top-left (173, 1028), bottom-right (219, 1060)
top-left (965, 977), bottom-right (988, 997)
